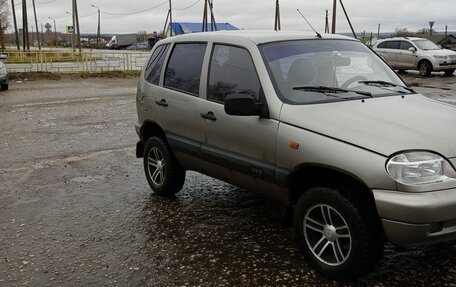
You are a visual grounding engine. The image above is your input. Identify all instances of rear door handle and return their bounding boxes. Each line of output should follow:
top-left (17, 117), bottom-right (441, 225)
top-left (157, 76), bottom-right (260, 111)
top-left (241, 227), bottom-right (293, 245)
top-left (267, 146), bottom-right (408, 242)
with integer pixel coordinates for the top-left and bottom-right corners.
top-left (155, 99), bottom-right (168, 107)
top-left (200, 111), bottom-right (217, 121)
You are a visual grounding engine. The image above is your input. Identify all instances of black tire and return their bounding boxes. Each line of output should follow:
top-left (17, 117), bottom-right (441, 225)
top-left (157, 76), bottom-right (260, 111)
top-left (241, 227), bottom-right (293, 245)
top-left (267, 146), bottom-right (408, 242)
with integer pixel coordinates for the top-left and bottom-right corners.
top-left (444, 69), bottom-right (455, 76)
top-left (418, 60), bottom-right (432, 77)
top-left (293, 186), bottom-right (384, 280)
top-left (1, 84), bottom-right (8, 90)
top-left (143, 136), bottom-right (185, 196)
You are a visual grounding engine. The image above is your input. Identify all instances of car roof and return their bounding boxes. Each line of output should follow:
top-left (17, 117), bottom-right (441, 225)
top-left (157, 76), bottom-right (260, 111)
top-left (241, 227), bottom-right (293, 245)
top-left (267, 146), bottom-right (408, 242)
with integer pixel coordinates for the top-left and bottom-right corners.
top-left (158, 30), bottom-right (358, 45)
top-left (378, 37), bottom-right (424, 42)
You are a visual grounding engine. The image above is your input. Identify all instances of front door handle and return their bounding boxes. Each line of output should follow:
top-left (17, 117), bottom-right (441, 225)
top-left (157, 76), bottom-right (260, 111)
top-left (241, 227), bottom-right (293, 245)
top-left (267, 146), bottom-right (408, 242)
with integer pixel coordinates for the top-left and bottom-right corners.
top-left (200, 111), bottom-right (217, 121)
top-left (155, 99), bottom-right (168, 107)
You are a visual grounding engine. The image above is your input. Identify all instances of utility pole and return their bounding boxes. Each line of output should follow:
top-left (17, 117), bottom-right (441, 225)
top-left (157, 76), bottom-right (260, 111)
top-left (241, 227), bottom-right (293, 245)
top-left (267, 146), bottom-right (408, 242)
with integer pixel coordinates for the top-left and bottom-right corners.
top-left (72, 0), bottom-right (81, 51)
top-left (445, 25), bottom-right (448, 37)
top-left (331, 0), bottom-right (336, 33)
top-left (339, 0), bottom-right (356, 38)
top-left (49, 17), bottom-right (57, 45)
top-left (209, 0), bottom-right (217, 31)
top-left (169, 0), bottom-right (173, 36)
top-left (274, 0), bottom-right (281, 31)
top-left (377, 24), bottom-right (380, 39)
top-left (202, 0), bottom-right (208, 32)
top-left (91, 5), bottom-right (101, 48)
top-left (32, 0), bottom-right (41, 50)
top-left (22, 0), bottom-right (30, 50)
top-left (11, 0), bottom-right (20, 50)
top-left (324, 10), bottom-right (329, 33)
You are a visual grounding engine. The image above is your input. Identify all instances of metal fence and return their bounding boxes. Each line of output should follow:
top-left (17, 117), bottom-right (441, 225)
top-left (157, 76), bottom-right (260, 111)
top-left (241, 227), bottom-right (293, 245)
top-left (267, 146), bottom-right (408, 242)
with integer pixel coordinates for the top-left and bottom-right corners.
top-left (3, 50), bottom-right (150, 73)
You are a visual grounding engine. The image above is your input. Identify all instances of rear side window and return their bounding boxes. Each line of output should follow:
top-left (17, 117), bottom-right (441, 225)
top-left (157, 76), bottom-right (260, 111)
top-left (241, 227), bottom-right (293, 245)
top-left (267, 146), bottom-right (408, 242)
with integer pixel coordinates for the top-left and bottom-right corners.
top-left (144, 44), bottom-right (169, 85)
top-left (377, 41), bottom-right (387, 49)
top-left (208, 45), bottom-right (262, 103)
top-left (385, 41), bottom-right (400, 49)
top-left (164, 43), bottom-right (207, 96)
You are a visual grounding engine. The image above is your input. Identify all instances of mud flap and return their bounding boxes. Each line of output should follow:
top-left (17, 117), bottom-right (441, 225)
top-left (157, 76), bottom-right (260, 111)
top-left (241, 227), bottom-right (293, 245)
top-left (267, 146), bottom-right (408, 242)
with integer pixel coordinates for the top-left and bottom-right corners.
top-left (136, 141), bottom-right (145, 158)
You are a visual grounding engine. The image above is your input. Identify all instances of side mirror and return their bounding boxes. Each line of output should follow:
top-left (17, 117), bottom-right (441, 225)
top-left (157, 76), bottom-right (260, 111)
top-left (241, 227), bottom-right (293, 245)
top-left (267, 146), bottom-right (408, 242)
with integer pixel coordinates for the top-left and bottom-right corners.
top-left (224, 94), bottom-right (263, 116)
top-left (408, 47), bottom-right (416, 53)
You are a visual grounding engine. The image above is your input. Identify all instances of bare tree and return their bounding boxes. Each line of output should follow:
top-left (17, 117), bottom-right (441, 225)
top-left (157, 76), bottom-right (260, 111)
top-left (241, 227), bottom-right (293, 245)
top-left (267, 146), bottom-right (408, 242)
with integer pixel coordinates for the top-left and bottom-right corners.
top-left (136, 30), bottom-right (147, 42)
top-left (0, 0), bottom-right (10, 49)
top-left (394, 27), bottom-right (414, 37)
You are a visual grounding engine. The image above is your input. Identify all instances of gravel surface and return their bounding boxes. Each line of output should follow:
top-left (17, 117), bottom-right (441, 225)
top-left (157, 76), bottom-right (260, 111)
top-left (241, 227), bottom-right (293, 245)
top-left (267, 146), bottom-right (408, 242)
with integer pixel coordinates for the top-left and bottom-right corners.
top-left (1, 76), bottom-right (455, 286)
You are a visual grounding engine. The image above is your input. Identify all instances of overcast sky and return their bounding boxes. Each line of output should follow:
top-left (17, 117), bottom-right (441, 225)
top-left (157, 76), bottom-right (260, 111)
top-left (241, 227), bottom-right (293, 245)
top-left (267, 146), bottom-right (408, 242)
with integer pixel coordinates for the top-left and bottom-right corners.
top-left (12, 0), bottom-right (456, 35)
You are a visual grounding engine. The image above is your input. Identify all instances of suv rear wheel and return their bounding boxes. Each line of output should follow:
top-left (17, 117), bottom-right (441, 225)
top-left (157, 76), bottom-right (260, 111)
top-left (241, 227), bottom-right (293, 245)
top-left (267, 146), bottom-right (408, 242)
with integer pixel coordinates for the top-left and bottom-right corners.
top-left (293, 186), bottom-right (384, 280)
top-left (143, 137), bottom-right (185, 196)
top-left (418, 60), bottom-right (432, 77)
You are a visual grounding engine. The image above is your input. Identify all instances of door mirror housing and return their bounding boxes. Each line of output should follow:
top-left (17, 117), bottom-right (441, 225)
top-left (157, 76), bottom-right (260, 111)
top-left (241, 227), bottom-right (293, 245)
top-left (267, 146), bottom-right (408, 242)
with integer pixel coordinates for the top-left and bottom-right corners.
top-left (224, 94), bottom-right (264, 116)
top-left (408, 47), bottom-right (416, 53)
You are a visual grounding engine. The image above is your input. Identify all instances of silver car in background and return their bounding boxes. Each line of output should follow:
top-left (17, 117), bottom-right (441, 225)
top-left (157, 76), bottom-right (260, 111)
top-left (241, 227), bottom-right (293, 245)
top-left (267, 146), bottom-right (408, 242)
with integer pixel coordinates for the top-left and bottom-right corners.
top-left (373, 37), bottom-right (456, 76)
top-left (135, 31), bottom-right (456, 280)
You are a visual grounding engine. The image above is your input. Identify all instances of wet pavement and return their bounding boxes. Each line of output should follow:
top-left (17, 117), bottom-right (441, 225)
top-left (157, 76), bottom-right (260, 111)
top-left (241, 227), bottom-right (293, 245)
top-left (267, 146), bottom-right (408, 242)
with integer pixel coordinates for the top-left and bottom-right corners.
top-left (1, 76), bottom-right (456, 286)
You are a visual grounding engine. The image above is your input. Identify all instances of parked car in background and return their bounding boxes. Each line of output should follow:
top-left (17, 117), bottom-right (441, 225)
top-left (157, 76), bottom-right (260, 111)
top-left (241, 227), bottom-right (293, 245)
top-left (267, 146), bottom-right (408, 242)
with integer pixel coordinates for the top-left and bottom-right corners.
top-left (0, 55), bottom-right (8, 90)
top-left (373, 37), bottom-right (456, 76)
top-left (135, 31), bottom-right (456, 280)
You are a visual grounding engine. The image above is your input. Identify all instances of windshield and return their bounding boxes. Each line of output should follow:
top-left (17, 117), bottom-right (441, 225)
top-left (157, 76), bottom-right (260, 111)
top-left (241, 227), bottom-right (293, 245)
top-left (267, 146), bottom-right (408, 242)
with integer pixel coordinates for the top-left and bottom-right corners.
top-left (260, 39), bottom-right (409, 104)
top-left (412, 39), bottom-right (440, 50)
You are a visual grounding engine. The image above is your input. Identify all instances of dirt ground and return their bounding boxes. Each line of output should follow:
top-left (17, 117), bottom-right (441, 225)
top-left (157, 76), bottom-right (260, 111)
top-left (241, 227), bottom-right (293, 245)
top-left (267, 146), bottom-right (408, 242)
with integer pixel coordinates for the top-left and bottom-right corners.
top-left (0, 75), bottom-right (455, 286)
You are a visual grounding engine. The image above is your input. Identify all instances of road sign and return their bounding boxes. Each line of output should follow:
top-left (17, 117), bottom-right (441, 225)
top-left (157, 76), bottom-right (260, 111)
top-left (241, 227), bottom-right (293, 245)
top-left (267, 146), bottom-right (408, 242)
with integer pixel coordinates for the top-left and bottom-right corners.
top-left (66, 25), bottom-right (74, 34)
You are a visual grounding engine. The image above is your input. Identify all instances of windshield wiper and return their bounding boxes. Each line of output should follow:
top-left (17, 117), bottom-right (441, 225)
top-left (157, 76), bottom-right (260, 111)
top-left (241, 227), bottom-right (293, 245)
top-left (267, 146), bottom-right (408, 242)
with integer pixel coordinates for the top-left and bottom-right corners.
top-left (359, 80), bottom-right (415, 93)
top-left (293, 85), bottom-right (373, 97)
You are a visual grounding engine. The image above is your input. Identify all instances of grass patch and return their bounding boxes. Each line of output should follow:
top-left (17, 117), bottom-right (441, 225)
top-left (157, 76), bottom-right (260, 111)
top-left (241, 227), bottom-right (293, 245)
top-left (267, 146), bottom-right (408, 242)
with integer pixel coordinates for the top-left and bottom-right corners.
top-left (9, 71), bottom-right (141, 81)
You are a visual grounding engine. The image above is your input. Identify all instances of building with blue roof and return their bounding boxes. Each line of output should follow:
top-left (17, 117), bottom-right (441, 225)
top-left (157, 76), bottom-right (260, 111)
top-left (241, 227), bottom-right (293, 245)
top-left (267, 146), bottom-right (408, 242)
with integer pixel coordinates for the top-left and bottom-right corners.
top-left (171, 22), bottom-right (239, 35)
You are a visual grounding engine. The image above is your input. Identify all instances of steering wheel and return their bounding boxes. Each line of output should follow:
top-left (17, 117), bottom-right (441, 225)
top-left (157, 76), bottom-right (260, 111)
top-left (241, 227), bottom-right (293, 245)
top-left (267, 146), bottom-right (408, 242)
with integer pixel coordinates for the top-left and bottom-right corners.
top-left (340, 75), bottom-right (368, 89)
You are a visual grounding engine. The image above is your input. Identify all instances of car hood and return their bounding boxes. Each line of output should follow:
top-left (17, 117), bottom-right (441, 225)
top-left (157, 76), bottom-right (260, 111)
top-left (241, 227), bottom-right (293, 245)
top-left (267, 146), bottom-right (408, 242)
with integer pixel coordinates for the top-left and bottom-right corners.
top-left (280, 94), bottom-right (456, 158)
top-left (422, 49), bottom-right (456, 56)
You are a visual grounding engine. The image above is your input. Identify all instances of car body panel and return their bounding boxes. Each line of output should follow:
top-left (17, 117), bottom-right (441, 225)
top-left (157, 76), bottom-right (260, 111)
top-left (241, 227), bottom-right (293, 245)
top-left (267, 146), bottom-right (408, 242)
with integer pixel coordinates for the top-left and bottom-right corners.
top-left (279, 95), bottom-right (456, 158)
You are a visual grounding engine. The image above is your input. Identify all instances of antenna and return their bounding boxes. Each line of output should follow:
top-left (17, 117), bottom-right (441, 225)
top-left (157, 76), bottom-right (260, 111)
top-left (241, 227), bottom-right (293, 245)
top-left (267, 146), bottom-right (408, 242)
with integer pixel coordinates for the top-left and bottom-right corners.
top-left (297, 9), bottom-right (322, 38)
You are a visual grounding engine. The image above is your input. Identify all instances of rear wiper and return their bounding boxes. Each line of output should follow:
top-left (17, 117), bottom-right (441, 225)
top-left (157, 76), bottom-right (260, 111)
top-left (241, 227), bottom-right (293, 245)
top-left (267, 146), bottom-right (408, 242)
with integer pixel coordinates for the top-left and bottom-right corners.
top-left (359, 81), bottom-right (415, 93)
top-left (293, 85), bottom-right (373, 97)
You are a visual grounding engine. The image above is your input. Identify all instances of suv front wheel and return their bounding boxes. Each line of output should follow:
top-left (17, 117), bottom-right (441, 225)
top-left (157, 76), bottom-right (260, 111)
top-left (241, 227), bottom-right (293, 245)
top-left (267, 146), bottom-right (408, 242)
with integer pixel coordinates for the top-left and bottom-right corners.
top-left (293, 186), bottom-right (384, 280)
top-left (143, 137), bottom-right (186, 196)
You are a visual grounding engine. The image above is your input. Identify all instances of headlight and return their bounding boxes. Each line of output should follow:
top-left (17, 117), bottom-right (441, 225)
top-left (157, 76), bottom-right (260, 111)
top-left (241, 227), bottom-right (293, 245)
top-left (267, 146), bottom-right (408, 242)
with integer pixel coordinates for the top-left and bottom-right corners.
top-left (386, 151), bottom-right (456, 185)
top-left (0, 66), bottom-right (6, 75)
top-left (434, 55), bottom-right (449, 60)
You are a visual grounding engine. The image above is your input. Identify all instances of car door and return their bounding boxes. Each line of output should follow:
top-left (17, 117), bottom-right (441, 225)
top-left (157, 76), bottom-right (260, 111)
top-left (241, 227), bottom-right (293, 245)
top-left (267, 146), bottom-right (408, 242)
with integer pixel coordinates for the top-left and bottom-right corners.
top-left (200, 43), bottom-right (279, 194)
top-left (158, 42), bottom-right (208, 167)
top-left (383, 40), bottom-right (400, 68)
top-left (397, 41), bottom-right (418, 69)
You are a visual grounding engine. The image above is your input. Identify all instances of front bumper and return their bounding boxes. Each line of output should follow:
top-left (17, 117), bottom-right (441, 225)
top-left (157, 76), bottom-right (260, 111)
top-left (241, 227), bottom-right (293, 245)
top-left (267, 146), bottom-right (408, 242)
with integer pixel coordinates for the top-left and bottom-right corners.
top-left (373, 188), bottom-right (456, 246)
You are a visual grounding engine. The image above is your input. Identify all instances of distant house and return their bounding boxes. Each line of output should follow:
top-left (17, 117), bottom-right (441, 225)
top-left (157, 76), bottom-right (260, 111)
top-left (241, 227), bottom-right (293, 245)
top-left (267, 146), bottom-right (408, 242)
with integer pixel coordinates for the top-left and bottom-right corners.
top-left (171, 22), bottom-right (239, 35)
top-left (419, 34), bottom-right (456, 51)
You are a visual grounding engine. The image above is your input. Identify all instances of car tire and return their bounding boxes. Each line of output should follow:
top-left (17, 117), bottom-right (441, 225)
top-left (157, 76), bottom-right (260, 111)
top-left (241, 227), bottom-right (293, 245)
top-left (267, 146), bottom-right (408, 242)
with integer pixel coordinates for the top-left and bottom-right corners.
top-left (143, 136), bottom-right (185, 197)
top-left (1, 84), bottom-right (8, 90)
top-left (418, 60), bottom-right (432, 77)
top-left (293, 186), bottom-right (384, 280)
top-left (444, 69), bottom-right (455, 76)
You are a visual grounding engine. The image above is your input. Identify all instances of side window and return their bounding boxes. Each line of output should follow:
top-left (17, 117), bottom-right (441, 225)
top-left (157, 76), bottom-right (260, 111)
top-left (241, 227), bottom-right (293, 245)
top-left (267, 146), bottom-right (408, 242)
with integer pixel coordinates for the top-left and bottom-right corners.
top-left (208, 45), bottom-right (262, 103)
top-left (400, 41), bottom-right (413, 50)
top-left (377, 41), bottom-right (387, 49)
top-left (144, 44), bottom-right (169, 85)
top-left (164, 43), bottom-right (207, 96)
top-left (385, 41), bottom-right (400, 49)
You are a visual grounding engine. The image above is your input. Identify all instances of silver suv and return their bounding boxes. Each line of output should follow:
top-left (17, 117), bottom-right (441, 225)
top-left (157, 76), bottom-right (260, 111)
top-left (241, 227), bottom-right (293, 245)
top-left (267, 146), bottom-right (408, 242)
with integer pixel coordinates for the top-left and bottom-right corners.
top-left (135, 31), bottom-right (456, 280)
top-left (373, 37), bottom-right (456, 76)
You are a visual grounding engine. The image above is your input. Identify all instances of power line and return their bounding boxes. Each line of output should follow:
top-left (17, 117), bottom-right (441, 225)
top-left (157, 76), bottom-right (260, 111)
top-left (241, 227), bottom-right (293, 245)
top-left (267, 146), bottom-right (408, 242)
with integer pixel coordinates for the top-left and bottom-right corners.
top-left (100, 1), bottom-right (168, 16)
top-left (36, 0), bottom-right (57, 4)
top-left (173, 0), bottom-right (201, 11)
